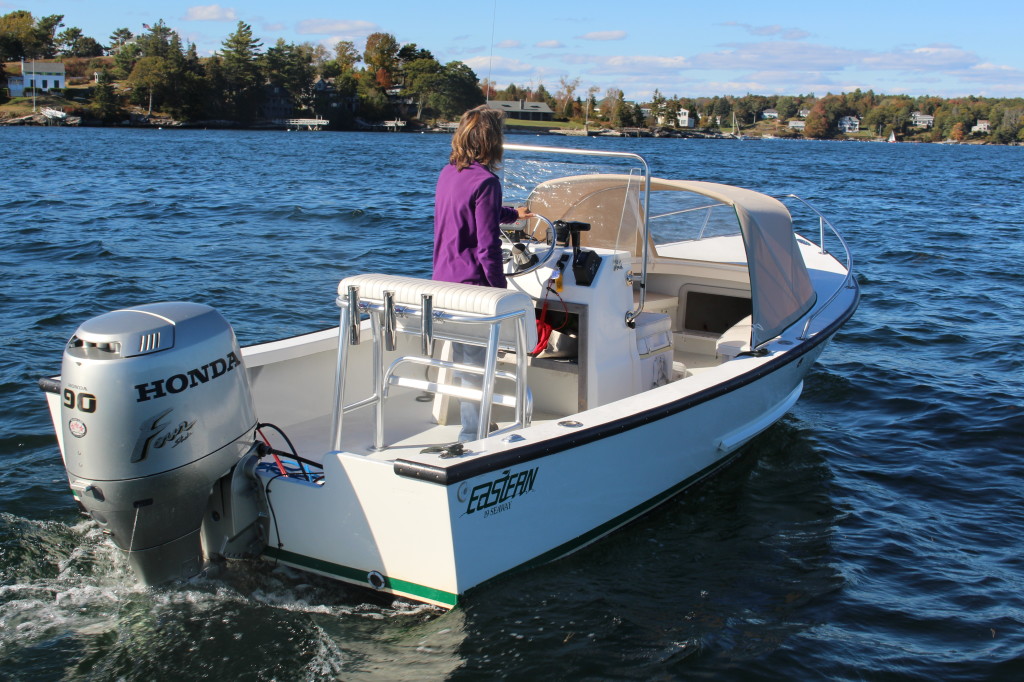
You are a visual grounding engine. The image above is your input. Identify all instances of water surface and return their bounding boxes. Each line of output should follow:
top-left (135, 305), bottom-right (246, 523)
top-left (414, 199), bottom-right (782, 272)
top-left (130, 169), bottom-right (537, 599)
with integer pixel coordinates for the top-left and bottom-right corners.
top-left (2, 128), bottom-right (1022, 679)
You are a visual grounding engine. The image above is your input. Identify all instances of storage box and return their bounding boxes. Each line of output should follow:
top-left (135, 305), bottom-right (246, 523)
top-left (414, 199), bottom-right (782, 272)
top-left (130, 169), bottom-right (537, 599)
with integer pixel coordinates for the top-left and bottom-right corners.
top-left (634, 312), bottom-right (673, 389)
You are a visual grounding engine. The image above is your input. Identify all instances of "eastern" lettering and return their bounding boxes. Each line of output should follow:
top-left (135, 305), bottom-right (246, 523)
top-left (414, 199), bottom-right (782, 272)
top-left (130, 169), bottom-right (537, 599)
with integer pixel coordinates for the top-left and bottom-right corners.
top-left (465, 467), bottom-right (538, 515)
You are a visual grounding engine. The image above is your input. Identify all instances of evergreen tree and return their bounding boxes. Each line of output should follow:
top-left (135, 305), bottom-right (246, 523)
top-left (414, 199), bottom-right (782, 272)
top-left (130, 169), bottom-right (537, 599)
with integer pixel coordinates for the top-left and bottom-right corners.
top-left (92, 68), bottom-right (122, 123)
top-left (108, 28), bottom-right (134, 52)
top-left (265, 38), bottom-right (316, 112)
top-left (33, 14), bottom-right (64, 58)
top-left (128, 56), bottom-right (167, 114)
top-left (220, 21), bottom-right (264, 121)
top-left (137, 19), bottom-right (175, 58)
top-left (113, 42), bottom-right (141, 78)
top-left (430, 61), bottom-right (484, 119)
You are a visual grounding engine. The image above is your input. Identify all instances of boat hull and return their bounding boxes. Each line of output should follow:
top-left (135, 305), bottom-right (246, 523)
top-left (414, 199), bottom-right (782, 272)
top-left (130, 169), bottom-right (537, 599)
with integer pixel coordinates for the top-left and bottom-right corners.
top-left (256, 335), bottom-right (828, 608)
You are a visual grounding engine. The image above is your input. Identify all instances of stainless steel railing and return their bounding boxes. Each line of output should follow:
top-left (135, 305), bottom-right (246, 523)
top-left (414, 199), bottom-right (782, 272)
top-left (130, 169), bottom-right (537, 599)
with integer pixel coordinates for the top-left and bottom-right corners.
top-left (780, 194), bottom-right (856, 339)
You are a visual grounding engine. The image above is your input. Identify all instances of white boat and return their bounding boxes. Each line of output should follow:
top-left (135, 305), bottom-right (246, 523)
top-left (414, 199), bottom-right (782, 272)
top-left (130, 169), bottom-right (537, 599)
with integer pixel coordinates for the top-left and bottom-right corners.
top-left (39, 144), bottom-right (858, 609)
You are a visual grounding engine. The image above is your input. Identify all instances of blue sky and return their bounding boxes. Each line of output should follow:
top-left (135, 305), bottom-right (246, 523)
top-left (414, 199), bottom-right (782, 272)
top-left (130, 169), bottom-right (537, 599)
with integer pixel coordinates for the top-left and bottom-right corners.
top-left (10, 0), bottom-right (1024, 100)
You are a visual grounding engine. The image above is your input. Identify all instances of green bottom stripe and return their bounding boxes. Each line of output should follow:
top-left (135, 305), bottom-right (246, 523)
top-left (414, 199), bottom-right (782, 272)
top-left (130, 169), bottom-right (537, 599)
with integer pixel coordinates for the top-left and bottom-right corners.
top-left (263, 547), bottom-right (459, 607)
top-left (263, 455), bottom-right (737, 608)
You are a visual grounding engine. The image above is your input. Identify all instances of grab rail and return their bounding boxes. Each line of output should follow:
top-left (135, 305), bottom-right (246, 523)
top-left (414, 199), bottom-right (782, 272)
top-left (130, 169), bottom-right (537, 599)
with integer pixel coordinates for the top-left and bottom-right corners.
top-left (779, 194), bottom-right (856, 339)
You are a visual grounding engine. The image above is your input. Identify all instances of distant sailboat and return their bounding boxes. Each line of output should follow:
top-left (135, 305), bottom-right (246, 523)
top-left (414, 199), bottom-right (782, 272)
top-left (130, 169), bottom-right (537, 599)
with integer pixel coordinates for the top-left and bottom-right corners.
top-left (887, 131), bottom-right (897, 143)
top-left (732, 112), bottom-right (749, 140)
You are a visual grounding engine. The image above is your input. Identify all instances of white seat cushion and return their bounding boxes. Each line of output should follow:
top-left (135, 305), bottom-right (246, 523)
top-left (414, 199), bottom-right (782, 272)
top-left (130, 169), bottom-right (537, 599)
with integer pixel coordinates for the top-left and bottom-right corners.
top-left (339, 274), bottom-right (537, 350)
top-left (716, 315), bottom-right (752, 358)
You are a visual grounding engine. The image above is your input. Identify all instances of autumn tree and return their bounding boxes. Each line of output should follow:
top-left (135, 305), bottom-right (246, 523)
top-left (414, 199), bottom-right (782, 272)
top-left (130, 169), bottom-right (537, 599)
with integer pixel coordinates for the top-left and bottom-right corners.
top-left (802, 101), bottom-right (830, 138)
top-left (363, 32), bottom-right (399, 87)
top-left (556, 76), bottom-right (580, 119)
top-left (334, 40), bottom-right (360, 72)
top-left (0, 11), bottom-right (63, 59)
top-left (0, 10), bottom-right (35, 60)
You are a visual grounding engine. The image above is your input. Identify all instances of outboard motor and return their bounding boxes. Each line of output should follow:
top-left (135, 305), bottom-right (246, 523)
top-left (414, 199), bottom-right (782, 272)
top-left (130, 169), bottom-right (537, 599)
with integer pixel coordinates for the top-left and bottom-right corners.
top-left (59, 302), bottom-right (258, 585)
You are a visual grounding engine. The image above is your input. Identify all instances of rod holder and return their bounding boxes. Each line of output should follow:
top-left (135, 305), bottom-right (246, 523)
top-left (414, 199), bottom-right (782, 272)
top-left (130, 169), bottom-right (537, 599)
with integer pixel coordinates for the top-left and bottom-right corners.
top-left (383, 290), bottom-right (397, 351)
top-left (420, 294), bottom-right (434, 356)
top-left (346, 285), bottom-right (361, 345)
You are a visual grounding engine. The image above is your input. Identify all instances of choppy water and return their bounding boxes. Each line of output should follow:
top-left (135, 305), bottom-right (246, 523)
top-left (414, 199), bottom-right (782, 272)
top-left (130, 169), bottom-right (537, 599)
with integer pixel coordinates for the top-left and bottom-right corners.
top-left (2, 127), bottom-right (1022, 680)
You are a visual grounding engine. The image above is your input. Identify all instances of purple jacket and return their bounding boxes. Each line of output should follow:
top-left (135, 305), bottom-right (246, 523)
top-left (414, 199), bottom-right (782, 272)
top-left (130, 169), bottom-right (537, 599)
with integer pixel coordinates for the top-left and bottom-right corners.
top-left (433, 162), bottom-right (518, 287)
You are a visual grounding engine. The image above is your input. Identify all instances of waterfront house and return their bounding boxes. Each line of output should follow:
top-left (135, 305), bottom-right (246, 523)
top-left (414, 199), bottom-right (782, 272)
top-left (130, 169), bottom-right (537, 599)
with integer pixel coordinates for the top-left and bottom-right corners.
top-left (761, 108), bottom-right (779, 119)
top-left (788, 120), bottom-right (806, 131)
top-left (487, 100), bottom-right (554, 122)
top-left (259, 84), bottom-right (294, 121)
top-left (911, 111), bottom-right (935, 128)
top-left (655, 108), bottom-right (696, 128)
top-left (837, 115), bottom-right (861, 133)
top-left (971, 119), bottom-right (990, 133)
top-left (6, 60), bottom-right (66, 97)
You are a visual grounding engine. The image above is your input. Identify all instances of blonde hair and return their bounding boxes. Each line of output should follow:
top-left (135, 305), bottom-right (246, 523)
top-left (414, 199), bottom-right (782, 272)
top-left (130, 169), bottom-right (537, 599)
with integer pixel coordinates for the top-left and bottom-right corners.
top-left (449, 105), bottom-right (505, 171)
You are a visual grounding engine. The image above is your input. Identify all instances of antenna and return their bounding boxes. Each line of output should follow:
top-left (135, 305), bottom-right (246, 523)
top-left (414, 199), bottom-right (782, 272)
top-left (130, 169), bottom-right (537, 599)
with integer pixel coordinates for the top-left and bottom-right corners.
top-left (486, 0), bottom-right (497, 96)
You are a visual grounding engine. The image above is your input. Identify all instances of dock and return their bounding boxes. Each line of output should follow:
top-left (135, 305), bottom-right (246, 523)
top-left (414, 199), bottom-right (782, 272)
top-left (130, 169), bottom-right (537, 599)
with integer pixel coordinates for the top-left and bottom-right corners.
top-left (282, 118), bottom-right (326, 131)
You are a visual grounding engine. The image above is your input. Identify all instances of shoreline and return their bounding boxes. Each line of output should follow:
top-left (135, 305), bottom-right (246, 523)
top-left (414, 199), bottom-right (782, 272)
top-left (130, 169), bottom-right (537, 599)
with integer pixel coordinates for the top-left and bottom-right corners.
top-left (0, 112), bottom-right (1014, 145)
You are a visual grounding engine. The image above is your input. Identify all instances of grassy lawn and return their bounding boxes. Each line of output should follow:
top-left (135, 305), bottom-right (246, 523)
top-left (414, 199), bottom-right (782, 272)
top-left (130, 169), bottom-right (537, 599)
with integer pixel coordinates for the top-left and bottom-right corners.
top-left (504, 118), bottom-right (582, 131)
top-left (0, 93), bottom-right (82, 116)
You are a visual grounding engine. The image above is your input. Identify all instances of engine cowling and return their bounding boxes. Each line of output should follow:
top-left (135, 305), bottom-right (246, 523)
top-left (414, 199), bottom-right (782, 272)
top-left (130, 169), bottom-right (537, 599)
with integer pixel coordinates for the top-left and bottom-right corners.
top-left (59, 302), bottom-right (257, 585)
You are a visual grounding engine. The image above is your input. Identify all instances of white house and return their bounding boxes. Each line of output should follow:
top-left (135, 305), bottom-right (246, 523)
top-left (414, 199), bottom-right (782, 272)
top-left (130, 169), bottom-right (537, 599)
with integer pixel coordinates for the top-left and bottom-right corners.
top-left (798, 108), bottom-right (811, 118)
top-left (837, 115), bottom-right (861, 133)
top-left (971, 119), bottom-right (990, 133)
top-left (761, 108), bottom-right (779, 119)
top-left (7, 60), bottom-right (66, 96)
top-left (911, 111), bottom-right (935, 128)
top-left (788, 120), bottom-right (806, 131)
top-left (656, 108), bottom-right (696, 128)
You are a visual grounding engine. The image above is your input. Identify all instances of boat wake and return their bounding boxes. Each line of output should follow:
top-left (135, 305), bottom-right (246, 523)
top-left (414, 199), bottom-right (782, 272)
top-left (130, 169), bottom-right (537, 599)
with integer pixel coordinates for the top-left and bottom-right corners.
top-left (0, 513), bottom-right (457, 679)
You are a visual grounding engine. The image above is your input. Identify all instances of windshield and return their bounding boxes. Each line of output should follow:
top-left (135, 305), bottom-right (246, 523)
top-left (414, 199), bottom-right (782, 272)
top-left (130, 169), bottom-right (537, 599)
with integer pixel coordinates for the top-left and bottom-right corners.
top-left (501, 149), bottom-right (647, 259)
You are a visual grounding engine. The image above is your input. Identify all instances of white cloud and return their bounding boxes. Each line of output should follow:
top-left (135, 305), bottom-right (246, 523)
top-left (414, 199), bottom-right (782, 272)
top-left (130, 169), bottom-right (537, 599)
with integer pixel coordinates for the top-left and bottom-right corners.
top-left (463, 55), bottom-right (535, 75)
top-left (496, 40), bottom-right (522, 49)
top-left (534, 40), bottom-right (564, 49)
top-left (296, 19), bottom-right (379, 36)
top-left (862, 45), bottom-right (979, 71)
top-left (690, 42), bottom-right (864, 72)
top-left (577, 31), bottom-right (627, 41)
top-left (183, 5), bottom-right (237, 22)
top-left (559, 54), bottom-right (689, 75)
top-left (722, 22), bottom-right (811, 41)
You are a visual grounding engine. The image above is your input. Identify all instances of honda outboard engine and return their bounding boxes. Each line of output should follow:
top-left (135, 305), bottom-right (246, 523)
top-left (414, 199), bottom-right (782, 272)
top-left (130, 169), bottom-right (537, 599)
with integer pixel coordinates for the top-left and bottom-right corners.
top-left (59, 302), bottom-right (258, 585)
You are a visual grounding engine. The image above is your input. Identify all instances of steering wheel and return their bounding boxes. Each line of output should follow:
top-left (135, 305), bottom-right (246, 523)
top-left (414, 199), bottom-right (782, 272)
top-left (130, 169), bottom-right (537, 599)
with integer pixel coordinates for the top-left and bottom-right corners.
top-left (500, 214), bottom-right (558, 278)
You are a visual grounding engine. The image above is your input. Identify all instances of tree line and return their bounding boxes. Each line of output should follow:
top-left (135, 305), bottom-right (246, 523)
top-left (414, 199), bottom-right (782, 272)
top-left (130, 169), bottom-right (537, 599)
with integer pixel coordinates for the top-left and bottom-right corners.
top-left (2, 10), bottom-right (1022, 142)
top-left (0, 12), bottom-right (485, 126)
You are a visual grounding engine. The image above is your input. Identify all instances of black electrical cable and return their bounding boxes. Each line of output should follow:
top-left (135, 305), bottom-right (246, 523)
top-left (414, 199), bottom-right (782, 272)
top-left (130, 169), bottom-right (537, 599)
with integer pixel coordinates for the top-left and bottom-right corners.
top-left (263, 473), bottom-right (286, 560)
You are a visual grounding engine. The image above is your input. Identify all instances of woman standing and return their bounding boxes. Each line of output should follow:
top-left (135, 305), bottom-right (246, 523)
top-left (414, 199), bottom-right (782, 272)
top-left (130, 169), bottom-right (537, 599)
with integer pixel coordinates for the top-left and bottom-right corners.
top-left (433, 105), bottom-right (531, 441)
